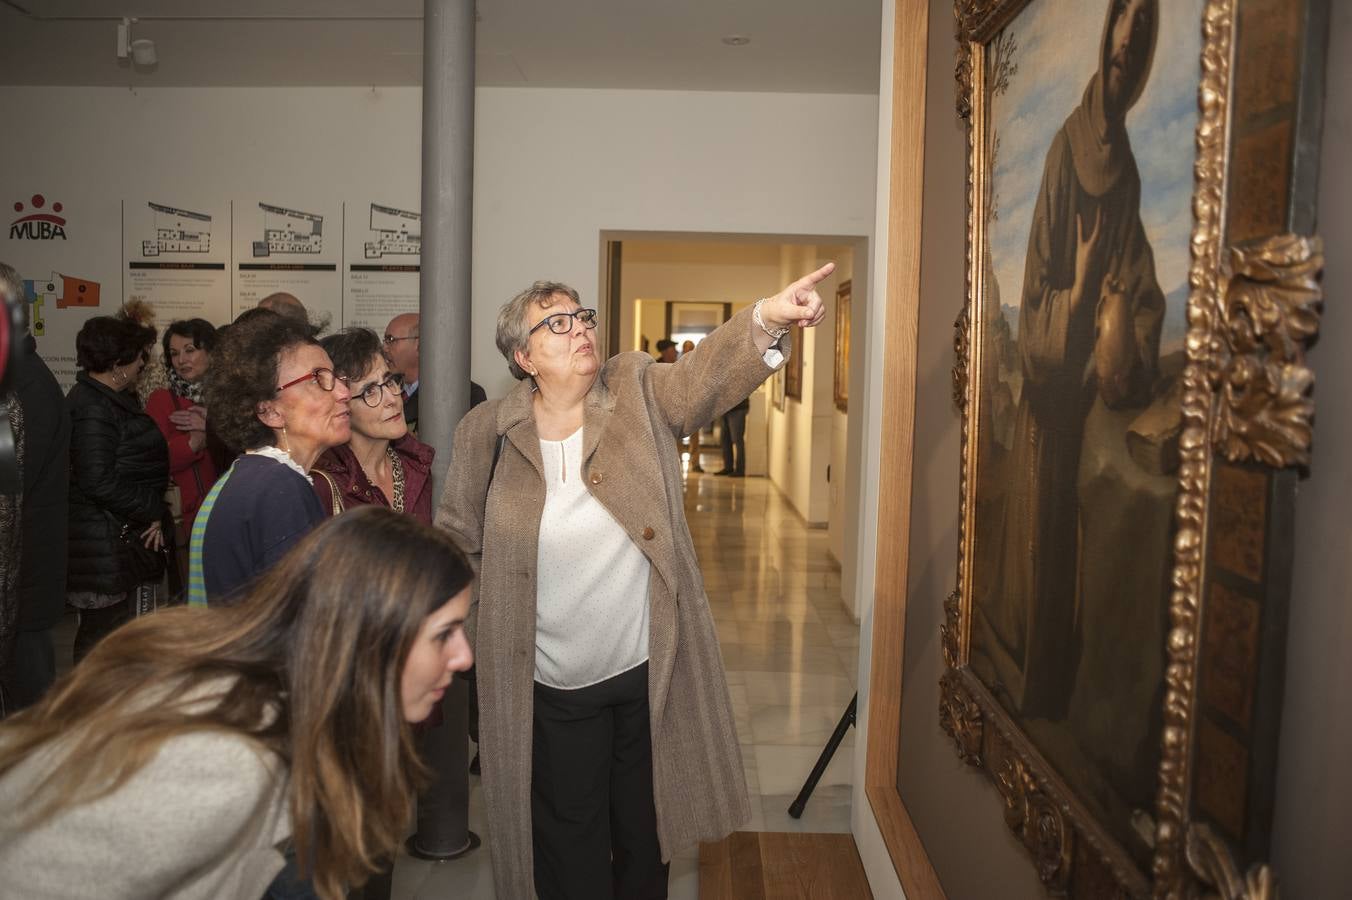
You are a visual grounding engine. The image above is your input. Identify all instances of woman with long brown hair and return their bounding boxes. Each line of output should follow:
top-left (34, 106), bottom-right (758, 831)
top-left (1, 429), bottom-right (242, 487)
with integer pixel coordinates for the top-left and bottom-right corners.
top-left (0, 507), bottom-right (474, 900)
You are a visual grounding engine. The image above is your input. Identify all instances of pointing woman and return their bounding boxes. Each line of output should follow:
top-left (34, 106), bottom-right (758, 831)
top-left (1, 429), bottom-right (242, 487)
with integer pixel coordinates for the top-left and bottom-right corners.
top-left (439, 263), bottom-right (832, 898)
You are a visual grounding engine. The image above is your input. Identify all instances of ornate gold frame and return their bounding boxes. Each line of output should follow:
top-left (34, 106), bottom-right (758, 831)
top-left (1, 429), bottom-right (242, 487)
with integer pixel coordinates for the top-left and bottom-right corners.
top-left (943, 1), bottom-right (1325, 896)
top-left (834, 279), bottom-right (851, 412)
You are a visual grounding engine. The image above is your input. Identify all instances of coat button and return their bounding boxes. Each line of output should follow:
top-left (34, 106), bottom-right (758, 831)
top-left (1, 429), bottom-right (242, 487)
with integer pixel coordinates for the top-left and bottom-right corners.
top-left (590, 472), bottom-right (603, 485)
top-left (642, 526), bottom-right (655, 540)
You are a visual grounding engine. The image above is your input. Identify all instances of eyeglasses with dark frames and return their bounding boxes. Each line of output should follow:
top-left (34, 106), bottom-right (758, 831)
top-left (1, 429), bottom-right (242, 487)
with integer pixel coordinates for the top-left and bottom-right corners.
top-left (276, 366), bottom-right (345, 395)
top-left (382, 334), bottom-right (419, 345)
top-left (528, 308), bottom-right (598, 336)
top-left (351, 371), bottom-right (406, 408)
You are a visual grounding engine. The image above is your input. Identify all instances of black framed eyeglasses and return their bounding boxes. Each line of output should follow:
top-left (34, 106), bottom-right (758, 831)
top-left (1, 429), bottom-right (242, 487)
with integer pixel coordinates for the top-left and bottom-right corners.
top-left (351, 372), bottom-right (406, 408)
top-left (276, 366), bottom-right (345, 395)
top-left (382, 334), bottom-right (418, 345)
top-left (528, 308), bottom-right (598, 336)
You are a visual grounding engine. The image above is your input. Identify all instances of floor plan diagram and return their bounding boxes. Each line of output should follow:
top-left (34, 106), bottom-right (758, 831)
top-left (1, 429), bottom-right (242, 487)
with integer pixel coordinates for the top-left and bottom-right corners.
top-left (141, 202), bottom-right (212, 256)
top-left (364, 204), bottom-right (421, 259)
top-left (253, 202), bottom-right (324, 257)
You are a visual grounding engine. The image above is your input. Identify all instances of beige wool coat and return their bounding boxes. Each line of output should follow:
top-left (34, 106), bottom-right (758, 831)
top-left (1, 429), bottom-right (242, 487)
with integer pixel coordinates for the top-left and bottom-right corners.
top-left (437, 305), bottom-right (784, 898)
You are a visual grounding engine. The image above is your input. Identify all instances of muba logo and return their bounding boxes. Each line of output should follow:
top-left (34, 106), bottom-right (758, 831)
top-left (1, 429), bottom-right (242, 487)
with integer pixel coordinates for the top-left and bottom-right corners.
top-left (10, 194), bottom-right (67, 240)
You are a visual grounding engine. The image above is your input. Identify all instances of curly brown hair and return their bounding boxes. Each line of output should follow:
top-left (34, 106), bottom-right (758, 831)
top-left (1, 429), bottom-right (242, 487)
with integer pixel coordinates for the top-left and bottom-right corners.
top-left (75, 315), bottom-right (157, 373)
top-left (204, 310), bottom-right (319, 452)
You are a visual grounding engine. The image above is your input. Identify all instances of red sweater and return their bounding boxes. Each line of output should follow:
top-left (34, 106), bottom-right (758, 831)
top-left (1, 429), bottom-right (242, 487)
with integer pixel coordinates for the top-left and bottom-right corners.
top-left (145, 388), bottom-right (220, 527)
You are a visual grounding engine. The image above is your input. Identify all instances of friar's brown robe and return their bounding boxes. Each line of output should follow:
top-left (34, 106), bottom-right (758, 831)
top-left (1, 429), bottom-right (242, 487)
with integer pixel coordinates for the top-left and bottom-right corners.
top-left (975, 0), bottom-right (1164, 718)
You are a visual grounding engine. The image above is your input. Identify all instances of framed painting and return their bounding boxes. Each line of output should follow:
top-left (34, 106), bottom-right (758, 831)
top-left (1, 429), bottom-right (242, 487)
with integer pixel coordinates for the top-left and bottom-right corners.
top-left (665, 301), bottom-right (730, 347)
top-left (941, 0), bottom-right (1327, 896)
top-left (772, 366), bottom-right (786, 411)
top-left (785, 322), bottom-right (804, 400)
top-left (834, 279), bottom-right (852, 412)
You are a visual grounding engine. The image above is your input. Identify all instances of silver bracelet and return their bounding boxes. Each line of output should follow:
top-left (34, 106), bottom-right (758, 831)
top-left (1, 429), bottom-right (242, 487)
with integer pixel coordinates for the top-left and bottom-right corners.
top-left (753, 298), bottom-right (790, 340)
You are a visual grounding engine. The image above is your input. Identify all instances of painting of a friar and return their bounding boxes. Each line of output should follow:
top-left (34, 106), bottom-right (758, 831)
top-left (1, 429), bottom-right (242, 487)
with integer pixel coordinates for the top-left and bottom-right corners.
top-left (965, 0), bottom-right (1208, 862)
top-left (973, 0), bottom-right (1205, 848)
top-left (974, 0), bottom-right (1165, 719)
top-left (968, 0), bottom-right (1211, 827)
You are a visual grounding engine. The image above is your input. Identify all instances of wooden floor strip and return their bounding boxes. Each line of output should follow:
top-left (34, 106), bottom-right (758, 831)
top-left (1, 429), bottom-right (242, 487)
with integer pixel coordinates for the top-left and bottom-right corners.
top-left (699, 832), bottom-right (873, 900)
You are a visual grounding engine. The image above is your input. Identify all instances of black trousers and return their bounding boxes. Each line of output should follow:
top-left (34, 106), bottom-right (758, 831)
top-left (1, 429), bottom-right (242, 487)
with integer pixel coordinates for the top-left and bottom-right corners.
top-left (73, 602), bottom-right (130, 665)
top-left (532, 662), bottom-right (669, 900)
top-left (721, 407), bottom-right (748, 474)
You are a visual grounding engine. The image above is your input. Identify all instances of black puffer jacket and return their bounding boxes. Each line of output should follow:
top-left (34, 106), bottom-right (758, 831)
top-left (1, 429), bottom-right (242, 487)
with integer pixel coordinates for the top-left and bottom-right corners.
top-left (65, 373), bottom-right (169, 594)
top-left (15, 338), bottom-right (70, 631)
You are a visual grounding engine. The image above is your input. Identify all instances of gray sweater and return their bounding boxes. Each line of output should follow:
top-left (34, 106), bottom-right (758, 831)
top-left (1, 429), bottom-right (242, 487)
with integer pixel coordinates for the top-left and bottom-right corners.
top-left (0, 730), bottom-right (290, 898)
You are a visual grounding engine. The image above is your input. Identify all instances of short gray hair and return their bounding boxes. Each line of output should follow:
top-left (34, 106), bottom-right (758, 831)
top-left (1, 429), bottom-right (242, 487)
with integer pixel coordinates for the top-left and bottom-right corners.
top-left (0, 262), bottom-right (28, 334)
top-left (496, 281), bottom-right (581, 381)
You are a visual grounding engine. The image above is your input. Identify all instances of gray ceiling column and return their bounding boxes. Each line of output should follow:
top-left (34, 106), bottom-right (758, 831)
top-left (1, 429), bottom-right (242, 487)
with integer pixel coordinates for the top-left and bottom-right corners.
top-left (408, 0), bottom-right (479, 864)
top-left (419, 0), bottom-right (474, 487)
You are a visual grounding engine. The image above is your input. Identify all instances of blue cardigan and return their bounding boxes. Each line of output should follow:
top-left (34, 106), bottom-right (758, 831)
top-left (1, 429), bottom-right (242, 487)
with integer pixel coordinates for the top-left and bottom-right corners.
top-left (188, 454), bottom-right (325, 605)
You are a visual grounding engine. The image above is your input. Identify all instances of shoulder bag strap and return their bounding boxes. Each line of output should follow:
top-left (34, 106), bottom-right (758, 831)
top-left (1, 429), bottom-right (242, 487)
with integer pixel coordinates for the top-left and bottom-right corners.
top-left (482, 432), bottom-right (507, 523)
top-left (490, 432), bottom-right (506, 484)
top-left (312, 469), bottom-right (344, 517)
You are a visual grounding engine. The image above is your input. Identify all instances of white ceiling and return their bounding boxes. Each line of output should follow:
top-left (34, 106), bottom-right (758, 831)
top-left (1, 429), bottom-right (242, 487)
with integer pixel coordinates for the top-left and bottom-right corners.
top-left (0, 0), bottom-right (882, 93)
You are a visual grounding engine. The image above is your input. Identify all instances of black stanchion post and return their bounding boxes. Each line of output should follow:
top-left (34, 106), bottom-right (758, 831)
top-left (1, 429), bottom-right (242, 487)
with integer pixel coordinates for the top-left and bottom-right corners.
top-left (788, 693), bottom-right (857, 819)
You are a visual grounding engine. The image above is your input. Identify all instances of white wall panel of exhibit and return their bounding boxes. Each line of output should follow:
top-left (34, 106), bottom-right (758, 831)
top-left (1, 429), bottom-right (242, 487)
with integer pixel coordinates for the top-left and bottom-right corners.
top-left (0, 85), bottom-right (877, 395)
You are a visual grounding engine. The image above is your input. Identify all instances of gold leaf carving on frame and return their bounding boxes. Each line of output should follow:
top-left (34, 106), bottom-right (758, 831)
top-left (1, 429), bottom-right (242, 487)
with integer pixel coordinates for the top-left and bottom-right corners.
top-left (953, 0), bottom-right (1001, 118)
top-left (939, 669), bottom-right (983, 764)
top-left (1153, 1), bottom-right (1238, 893)
top-left (952, 306), bottom-right (970, 411)
top-left (1206, 234), bottom-right (1324, 468)
top-left (940, 589), bottom-right (962, 669)
top-left (990, 737), bottom-right (1073, 892)
top-left (1185, 823), bottom-right (1280, 900)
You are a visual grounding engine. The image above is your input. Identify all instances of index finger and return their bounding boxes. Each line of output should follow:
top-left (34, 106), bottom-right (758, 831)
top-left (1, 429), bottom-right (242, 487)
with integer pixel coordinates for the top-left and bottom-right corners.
top-left (792, 262), bottom-right (836, 291)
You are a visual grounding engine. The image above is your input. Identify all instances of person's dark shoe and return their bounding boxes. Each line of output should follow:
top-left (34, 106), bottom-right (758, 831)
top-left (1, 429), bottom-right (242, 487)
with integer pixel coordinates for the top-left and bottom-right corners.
top-left (731, 471), bottom-right (745, 478)
top-left (715, 469), bottom-right (733, 476)
top-left (470, 751), bottom-right (481, 776)
top-left (690, 464), bottom-right (704, 473)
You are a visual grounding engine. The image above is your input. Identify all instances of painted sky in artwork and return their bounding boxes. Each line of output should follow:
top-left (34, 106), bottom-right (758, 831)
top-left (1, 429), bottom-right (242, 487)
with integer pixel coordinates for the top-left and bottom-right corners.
top-left (987, 0), bottom-right (1203, 351)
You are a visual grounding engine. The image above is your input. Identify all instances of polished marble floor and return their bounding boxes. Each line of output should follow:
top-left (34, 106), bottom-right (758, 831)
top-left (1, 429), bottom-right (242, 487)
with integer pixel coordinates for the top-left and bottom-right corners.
top-left (50, 454), bottom-right (861, 899)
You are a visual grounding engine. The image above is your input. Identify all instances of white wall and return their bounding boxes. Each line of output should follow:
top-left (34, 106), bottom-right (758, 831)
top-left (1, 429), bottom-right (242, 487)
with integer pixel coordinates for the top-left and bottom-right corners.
top-left (0, 85), bottom-right (878, 399)
top-left (475, 88), bottom-right (877, 398)
top-left (635, 297), bottom-right (667, 354)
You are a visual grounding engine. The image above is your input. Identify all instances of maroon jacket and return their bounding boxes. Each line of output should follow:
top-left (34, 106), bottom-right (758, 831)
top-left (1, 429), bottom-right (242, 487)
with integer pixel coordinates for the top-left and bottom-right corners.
top-left (310, 433), bottom-right (435, 524)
